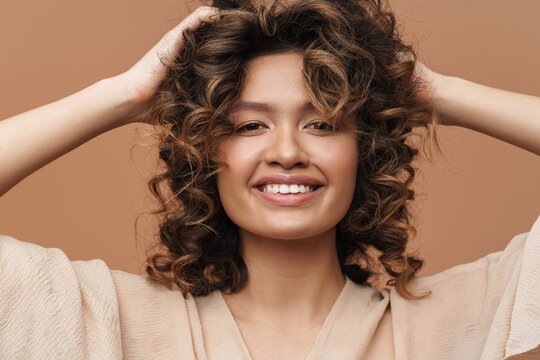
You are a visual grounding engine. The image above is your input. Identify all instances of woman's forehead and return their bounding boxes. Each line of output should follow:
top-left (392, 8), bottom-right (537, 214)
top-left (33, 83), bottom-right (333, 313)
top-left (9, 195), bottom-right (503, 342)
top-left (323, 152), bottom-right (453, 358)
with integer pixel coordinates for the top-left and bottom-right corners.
top-left (229, 100), bottom-right (317, 115)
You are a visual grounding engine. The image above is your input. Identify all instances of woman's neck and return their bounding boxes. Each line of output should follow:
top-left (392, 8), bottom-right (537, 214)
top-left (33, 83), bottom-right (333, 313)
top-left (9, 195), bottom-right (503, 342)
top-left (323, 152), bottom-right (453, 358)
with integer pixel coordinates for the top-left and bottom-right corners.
top-left (222, 227), bottom-right (346, 326)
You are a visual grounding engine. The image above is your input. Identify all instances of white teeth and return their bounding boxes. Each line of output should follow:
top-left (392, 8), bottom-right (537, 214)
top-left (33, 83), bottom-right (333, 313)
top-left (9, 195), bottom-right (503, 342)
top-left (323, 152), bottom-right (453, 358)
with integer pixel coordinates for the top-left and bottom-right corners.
top-left (262, 184), bottom-right (316, 194)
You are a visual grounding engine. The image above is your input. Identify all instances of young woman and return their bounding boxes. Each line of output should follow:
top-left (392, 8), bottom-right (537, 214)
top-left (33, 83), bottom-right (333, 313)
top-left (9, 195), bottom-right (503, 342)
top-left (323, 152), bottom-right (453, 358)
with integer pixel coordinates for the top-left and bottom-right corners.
top-left (0, 0), bottom-right (538, 359)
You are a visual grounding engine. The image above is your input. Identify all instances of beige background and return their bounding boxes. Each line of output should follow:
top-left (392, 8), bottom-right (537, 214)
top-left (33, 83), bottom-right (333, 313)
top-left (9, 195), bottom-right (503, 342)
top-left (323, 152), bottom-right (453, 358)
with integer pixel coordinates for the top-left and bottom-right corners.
top-left (0, 0), bottom-right (538, 276)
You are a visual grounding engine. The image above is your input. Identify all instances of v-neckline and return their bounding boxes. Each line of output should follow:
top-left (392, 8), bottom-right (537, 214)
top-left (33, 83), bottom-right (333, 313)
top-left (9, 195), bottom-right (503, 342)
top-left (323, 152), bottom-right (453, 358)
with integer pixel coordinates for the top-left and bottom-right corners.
top-left (217, 276), bottom-right (353, 360)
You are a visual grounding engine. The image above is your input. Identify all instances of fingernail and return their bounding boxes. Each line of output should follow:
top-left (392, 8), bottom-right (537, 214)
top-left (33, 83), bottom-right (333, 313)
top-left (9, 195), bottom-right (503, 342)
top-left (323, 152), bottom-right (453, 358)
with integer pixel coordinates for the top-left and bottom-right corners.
top-left (209, 8), bottom-right (220, 20)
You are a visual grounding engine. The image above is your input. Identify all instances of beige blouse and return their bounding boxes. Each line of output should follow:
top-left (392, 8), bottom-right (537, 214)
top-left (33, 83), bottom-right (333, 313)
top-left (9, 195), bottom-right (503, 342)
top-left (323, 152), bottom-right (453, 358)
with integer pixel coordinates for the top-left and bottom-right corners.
top-left (1, 215), bottom-right (539, 359)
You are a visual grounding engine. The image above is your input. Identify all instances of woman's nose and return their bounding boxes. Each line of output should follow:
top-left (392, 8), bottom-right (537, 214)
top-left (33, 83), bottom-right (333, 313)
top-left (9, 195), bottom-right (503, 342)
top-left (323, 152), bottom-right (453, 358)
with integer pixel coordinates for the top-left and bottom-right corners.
top-left (262, 125), bottom-right (310, 169)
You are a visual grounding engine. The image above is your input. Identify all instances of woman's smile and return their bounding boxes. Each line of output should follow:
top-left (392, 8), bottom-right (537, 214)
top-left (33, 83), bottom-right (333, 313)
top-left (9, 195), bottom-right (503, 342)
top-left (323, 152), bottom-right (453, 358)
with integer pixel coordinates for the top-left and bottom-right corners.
top-left (253, 183), bottom-right (324, 206)
top-left (258, 184), bottom-right (319, 194)
top-left (251, 172), bottom-right (325, 206)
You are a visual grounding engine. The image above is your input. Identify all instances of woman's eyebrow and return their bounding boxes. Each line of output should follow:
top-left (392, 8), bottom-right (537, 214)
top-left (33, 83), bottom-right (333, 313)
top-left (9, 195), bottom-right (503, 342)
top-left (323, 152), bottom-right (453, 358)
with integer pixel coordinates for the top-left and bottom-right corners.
top-left (229, 101), bottom-right (316, 114)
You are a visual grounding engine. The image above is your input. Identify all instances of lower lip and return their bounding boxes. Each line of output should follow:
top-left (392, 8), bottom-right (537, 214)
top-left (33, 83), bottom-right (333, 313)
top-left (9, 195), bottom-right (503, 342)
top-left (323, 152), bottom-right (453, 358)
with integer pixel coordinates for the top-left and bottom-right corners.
top-left (253, 186), bottom-right (323, 206)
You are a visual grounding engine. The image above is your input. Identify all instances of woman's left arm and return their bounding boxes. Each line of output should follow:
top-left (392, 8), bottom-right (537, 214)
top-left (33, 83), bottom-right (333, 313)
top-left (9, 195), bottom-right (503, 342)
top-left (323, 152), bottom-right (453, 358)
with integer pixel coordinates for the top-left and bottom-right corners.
top-left (418, 64), bottom-right (540, 156)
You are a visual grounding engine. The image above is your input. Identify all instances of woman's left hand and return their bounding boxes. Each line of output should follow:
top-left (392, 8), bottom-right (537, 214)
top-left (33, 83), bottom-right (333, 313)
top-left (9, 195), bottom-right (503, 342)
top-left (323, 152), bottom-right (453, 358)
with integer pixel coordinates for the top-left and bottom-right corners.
top-left (410, 60), bottom-right (540, 155)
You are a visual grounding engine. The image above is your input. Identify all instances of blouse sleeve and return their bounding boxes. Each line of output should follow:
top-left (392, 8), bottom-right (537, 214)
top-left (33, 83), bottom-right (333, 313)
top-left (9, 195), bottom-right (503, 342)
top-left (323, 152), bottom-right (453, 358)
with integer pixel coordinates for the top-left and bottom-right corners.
top-left (505, 215), bottom-right (540, 358)
top-left (389, 215), bottom-right (540, 360)
top-left (0, 235), bottom-right (123, 359)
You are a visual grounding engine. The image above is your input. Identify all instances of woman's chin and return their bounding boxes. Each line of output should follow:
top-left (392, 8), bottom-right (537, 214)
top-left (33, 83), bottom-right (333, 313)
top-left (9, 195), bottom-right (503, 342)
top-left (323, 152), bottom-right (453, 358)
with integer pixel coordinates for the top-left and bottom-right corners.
top-left (239, 223), bottom-right (334, 241)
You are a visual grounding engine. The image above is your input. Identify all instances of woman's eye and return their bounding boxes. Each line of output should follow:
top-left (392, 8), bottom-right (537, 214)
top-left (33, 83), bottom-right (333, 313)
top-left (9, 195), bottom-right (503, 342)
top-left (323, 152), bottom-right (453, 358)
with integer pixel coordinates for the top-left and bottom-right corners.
top-left (306, 121), bottom-right (334, 131)
top-left (235, 122), bottom-right (265, 133)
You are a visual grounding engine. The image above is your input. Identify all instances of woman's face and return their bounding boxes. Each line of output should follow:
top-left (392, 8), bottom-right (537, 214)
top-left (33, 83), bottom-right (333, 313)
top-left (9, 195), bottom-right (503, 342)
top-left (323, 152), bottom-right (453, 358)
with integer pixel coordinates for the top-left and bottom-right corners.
top-left (217, 51), bottom-right (358, 240)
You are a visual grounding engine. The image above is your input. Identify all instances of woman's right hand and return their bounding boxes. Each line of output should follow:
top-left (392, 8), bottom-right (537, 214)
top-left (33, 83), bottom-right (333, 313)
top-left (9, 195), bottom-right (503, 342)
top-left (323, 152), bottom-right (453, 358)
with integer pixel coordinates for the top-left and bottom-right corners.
top-left (116, 6), bottom-right (220, 124)
top-left (0, 6), bottom-right (220, 197)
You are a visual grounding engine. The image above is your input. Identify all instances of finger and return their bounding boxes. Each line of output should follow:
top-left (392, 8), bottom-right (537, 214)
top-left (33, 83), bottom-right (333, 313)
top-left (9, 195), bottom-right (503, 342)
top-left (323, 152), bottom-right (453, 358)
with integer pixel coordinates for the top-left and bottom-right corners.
top-left (168, 6), bottom-right (220, 45)
top-left (396, 51), bottom-right (414, 63)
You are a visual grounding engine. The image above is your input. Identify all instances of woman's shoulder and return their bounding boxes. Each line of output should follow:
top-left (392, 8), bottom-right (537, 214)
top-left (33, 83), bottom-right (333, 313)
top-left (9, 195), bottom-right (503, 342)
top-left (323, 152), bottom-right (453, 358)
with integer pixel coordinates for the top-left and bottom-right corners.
top-left (109, 268), bottom-right (190, 309)
top-left (0, 233), bottom-right (192, 311)
top-left (0, 234), bottom-right (115, 296)
top-left (108, 271), bottom-right (200, 358)
top-left (388, 215), bottom-right (540, 359)
top-left (0, 234), bottom-right (198, 358)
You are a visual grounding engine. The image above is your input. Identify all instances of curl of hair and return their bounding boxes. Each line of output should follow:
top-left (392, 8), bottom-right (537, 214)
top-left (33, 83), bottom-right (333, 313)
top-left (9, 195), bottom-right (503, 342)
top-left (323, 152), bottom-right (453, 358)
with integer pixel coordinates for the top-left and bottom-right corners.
top-left (144, 0), bottom-right (440, 300)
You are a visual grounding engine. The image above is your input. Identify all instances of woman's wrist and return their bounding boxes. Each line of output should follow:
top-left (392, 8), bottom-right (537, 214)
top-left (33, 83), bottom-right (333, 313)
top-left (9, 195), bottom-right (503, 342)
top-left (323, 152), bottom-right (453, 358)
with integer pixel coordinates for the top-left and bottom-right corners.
top-left (96, 75), bottom-right (150, 127)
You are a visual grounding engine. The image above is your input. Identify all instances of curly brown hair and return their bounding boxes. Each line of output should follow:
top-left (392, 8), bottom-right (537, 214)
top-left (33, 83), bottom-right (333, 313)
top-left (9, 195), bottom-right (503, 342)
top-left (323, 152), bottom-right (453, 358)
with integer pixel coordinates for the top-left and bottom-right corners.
top-left (144, 0), bottom-right (440, 300)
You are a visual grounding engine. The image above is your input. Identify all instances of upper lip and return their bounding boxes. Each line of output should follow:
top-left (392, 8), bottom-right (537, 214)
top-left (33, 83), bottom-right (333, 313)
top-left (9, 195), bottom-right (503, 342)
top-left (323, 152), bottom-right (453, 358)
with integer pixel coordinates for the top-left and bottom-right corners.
top-left (253, 173), bottom-right (325, 187)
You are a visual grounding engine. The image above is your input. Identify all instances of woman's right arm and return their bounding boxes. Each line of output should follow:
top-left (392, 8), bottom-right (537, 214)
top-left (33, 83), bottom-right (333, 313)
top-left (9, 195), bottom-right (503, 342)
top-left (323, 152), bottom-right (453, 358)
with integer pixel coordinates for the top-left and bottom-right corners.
top-left (0, 6), bottom-right (219, 197)
top-left (0, 78), bottom-right (138, 197)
